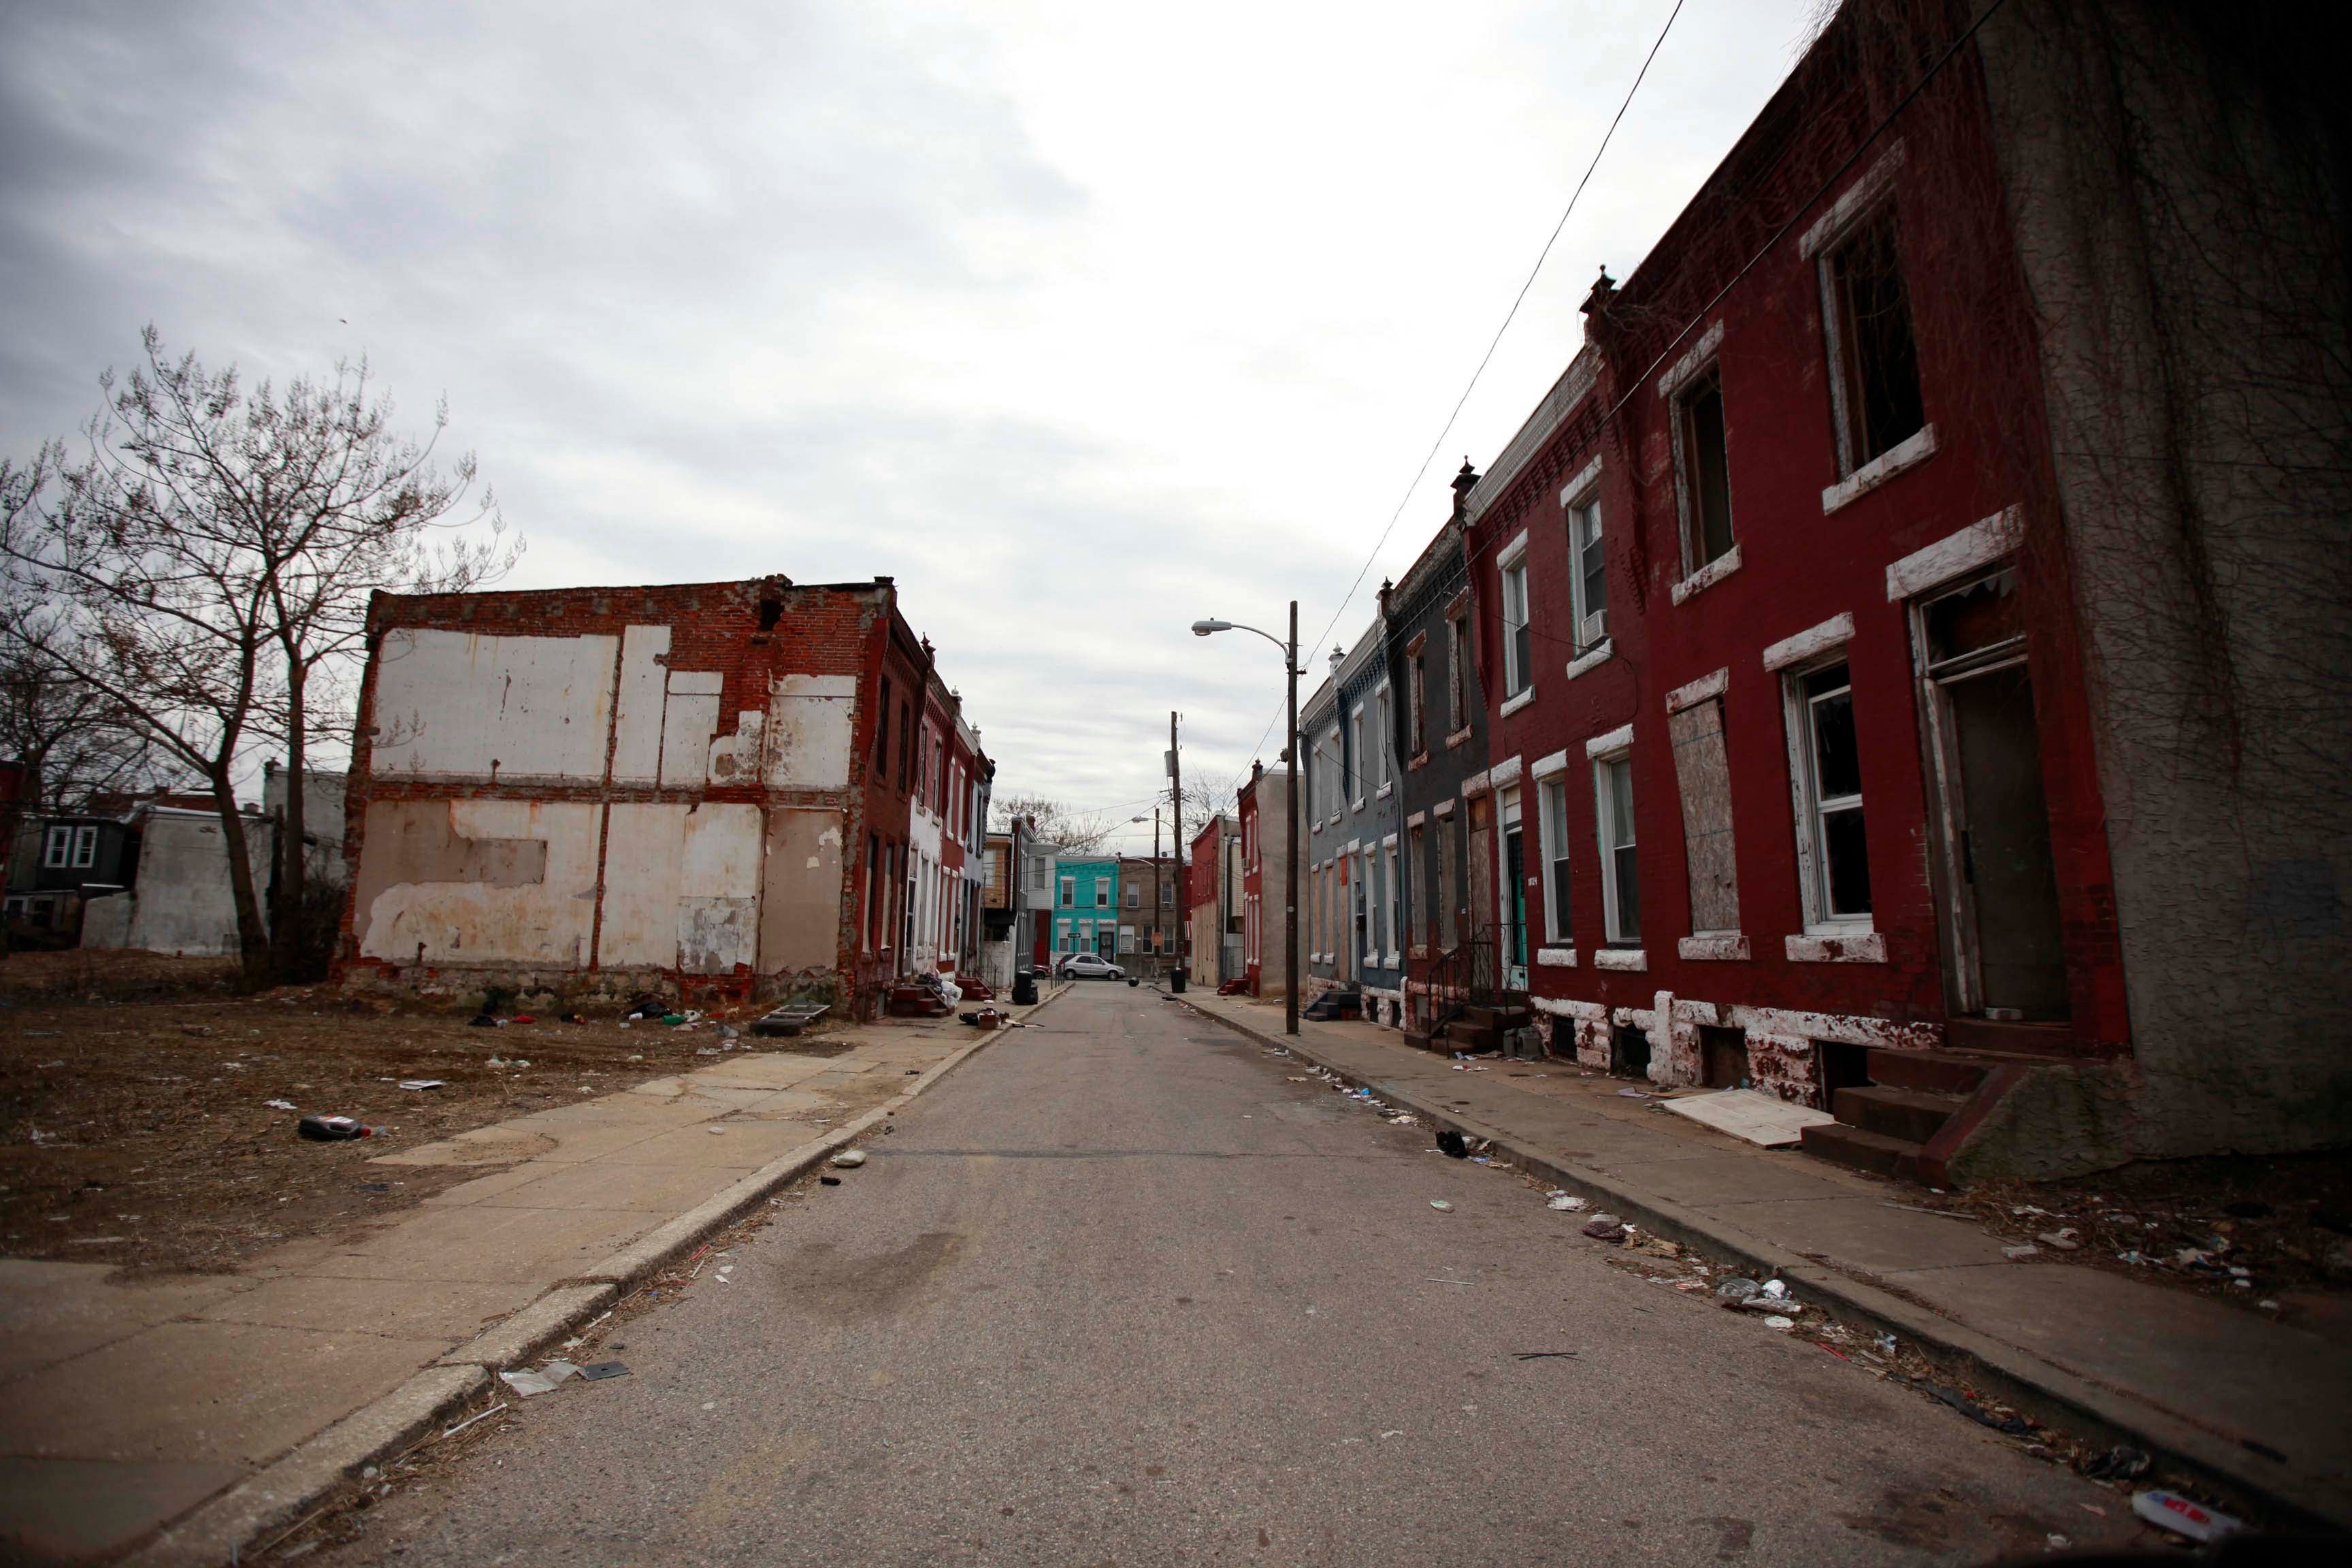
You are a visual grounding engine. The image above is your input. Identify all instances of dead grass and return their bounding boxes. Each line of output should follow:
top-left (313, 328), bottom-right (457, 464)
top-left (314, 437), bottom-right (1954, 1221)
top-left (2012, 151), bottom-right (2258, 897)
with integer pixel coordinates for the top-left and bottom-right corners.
top-left (0, 951), bottom-right (819, 1275)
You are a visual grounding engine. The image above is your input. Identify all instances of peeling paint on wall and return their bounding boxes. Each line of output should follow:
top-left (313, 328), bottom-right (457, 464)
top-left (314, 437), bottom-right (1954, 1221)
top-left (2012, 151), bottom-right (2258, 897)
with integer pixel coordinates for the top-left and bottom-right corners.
top-left (370, 630), bottom-right (617, 781)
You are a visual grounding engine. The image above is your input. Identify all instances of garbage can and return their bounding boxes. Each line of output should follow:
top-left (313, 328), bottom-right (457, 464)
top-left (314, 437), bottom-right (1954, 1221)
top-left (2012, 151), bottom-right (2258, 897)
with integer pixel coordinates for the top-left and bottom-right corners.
top-left (1011, 969), bottom-right (1039, 1007)
top-left (1170, 966), bottom-right (1187, 994)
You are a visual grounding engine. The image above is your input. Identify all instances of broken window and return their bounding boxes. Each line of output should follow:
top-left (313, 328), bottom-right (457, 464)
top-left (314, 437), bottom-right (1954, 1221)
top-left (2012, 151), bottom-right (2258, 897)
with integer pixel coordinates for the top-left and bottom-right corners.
top-left (1827, 208), bottom-right (1925, 472)
top-left (1595, 751), bottom-right (1641, 945)
top-left (1676, 366), bottom-right (1735, 571)
top-left (1669, 698), bottom-right (1740, 934)
top-left (1792, 661), bottom-right (1872, 922)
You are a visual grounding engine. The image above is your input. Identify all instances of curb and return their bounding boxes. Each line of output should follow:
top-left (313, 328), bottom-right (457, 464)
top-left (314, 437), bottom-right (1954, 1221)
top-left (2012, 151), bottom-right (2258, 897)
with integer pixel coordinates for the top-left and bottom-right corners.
top-left (121, 1000), bottom-right (1048, 1568)
top-left (1179, 997), bottom-right (2349, 1534)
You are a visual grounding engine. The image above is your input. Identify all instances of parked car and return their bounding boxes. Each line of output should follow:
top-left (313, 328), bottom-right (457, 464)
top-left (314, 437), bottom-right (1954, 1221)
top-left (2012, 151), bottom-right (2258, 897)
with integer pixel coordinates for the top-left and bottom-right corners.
top-left (1057, 952), bottom-right (1126, 981)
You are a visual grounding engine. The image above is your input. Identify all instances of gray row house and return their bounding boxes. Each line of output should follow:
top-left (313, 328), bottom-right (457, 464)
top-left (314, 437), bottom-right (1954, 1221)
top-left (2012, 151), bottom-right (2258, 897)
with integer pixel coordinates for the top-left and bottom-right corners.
top-left (1299, 617), bottom-right (1407, 1024)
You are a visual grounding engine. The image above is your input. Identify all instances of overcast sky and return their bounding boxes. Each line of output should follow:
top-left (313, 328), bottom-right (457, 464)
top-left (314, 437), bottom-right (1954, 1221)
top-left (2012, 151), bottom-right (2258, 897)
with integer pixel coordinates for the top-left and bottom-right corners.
top-left (1, 0), bottom-right (1825, 854)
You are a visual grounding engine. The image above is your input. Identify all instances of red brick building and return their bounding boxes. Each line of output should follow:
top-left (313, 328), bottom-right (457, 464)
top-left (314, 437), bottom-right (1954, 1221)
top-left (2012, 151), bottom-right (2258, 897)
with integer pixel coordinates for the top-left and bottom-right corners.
top-left (1234, 762), bottom-right (1292, 1001)
top-left (336, 575), bottom-right (987, 1019)
top-left (1429, 0), bottom-right (2349, 1179)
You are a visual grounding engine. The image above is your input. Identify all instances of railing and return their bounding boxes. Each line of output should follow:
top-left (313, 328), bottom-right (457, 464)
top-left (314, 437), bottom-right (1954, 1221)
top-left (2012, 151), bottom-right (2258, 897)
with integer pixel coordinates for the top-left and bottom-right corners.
top-left (1423, 927), bottom-right (1503, 1009)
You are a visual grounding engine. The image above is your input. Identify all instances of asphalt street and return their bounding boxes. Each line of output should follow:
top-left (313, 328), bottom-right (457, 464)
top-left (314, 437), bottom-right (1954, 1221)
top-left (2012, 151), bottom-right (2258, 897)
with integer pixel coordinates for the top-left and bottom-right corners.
top-left (341, 984), bottom-right (2157, 1567)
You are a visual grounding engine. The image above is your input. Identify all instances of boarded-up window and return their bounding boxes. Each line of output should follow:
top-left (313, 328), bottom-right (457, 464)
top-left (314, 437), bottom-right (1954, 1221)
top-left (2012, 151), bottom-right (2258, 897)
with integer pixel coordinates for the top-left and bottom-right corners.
top-left (1669, 698), bottom-right (1740, 934)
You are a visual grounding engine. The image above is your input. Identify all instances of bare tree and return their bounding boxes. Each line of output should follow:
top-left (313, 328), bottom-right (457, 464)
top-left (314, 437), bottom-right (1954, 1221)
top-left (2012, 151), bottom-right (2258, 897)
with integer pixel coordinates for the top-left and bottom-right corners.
top-left (0, 329), bottom-right (517, 986)
top-left (0, 599), bottom-right (167, 814)
top-left (987, 794), bottom-right (1117, 852)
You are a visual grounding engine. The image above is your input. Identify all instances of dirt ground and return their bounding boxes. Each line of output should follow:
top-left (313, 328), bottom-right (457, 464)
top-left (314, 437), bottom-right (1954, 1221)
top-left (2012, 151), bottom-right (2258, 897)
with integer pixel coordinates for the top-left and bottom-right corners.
top-left (0, 949), bottom-right (841, 1276)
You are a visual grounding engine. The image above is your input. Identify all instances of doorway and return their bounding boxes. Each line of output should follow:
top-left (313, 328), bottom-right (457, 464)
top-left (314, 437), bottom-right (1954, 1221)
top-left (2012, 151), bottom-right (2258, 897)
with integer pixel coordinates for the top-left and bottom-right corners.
top-left (1914, 568), bottom-right (2070, 1022)
top-left (1500, 786), bottom-right (1528, 990)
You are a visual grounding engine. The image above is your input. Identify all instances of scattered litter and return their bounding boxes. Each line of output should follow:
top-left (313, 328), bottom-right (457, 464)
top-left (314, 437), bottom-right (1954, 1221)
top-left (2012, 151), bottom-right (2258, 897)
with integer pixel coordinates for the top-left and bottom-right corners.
top-left (2036, 1228), bottom-right (2081, 1251)
top-left (1423, 1276), bottom-right (1474, 1286)
top-left (2130, 1490), bottom-right (2240, 1543)
top-left (819, 1175), bottom-right (842, 1186)
top-left (1761, 1279), bottom-right (1788, 1299)
top-left (707, 1127), bottom-right (725, 1136)
top-left (1379, 1429), bottom-right (1403, 1439)
top-left (397, 1079), bottom-right (445, 1091)
top-left (1581, 1214), bottom-right (1626, 1241)
top-left (1616, 1088), bottom-right (1650, 1098)
top-left (1546, 1192), bottom-right (1588, 1212)
top-left (830, 1149), bottom-right (868, 1169)
top-left (2046, 1535), bottom-right (2071, 1550)
top-left (499, 1368), bottom-right (562, 1398)
top-left (1428, 1200), bottom-right (1454, 1212)
top-left (1514, 1351), bottom-right (1578, 1360)
top-left (1761, 1315), bottom-right (1795, 1330)
top-left (2082, 1446), bottom-right (2151, 1482)
top-left (576, 1361), bottom-right (630, 1381)
top-left (2002, 1243), bottom-right (2041, 1260)
top-left (1881, 1202), bottom-right (1975, 1219)
top-left (1738, 1298), bottom-right (1803, 1316)
top-left (1386, 1114), bottom-right (1416, 1126)
top-left (297, 1115), bottom-right (374, 1141)
top-left (1716, 1278), bottom-right (1761, 1301)
top-left (540, 1360), bottom-right (583, 1384)
top-left (263, 1098), bottom-right (297, 1111)
top-left (438, 1403), bottom-right (507, 1440)
top-left (1874, 1332), bottom-right (1898, 1355)
top-left (512, 1014), bottom-right (536, 1025)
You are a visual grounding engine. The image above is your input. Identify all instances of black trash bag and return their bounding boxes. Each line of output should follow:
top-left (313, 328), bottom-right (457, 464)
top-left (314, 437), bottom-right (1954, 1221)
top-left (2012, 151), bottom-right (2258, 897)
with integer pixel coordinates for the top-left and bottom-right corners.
top-left (1437, 1130), bottom-right (1469, 1159)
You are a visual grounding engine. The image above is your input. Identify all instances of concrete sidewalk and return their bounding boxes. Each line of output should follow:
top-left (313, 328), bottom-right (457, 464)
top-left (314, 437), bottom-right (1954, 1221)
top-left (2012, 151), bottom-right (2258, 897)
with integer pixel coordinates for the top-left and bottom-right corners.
top-left (1175, 989), bottom-right (2352, 1531)
top-left (0, 988), bottom-right (1059, 1567)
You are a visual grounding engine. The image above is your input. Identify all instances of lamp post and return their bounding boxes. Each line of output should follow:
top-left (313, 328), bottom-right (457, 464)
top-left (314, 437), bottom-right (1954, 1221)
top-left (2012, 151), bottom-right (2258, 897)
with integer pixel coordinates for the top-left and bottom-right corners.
top-left (1191, 602), bottom-right (1301, 1037)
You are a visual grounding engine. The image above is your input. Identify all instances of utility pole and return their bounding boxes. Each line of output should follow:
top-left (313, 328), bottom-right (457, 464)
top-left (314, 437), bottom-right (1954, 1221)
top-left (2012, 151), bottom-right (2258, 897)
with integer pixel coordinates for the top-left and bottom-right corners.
top-left (1151, 804), bottom-right (1163, 980)
top-left (1286, 598), bottom-right (1299, 1037)
top-left (1169, 709), bottom-right (1186, 994)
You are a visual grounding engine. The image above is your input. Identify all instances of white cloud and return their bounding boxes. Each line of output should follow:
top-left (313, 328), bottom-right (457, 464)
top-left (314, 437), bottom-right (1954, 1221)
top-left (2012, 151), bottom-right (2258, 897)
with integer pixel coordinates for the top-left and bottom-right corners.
top-left (0, 0), bottom-right (1821, 854)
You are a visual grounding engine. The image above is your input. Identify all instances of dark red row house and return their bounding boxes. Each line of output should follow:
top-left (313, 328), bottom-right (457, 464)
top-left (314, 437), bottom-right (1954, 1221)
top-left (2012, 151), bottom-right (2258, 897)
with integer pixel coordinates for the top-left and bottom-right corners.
top-left (1426, 0), bottom-right (2349, 1179)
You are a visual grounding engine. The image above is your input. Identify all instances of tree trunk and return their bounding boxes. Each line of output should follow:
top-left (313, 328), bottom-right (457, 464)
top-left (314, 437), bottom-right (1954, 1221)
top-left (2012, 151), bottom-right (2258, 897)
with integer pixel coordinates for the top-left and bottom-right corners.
top-left (212, 772), bottom-right (272, 990)
top-left (268, 655), bottom-right (308, 984)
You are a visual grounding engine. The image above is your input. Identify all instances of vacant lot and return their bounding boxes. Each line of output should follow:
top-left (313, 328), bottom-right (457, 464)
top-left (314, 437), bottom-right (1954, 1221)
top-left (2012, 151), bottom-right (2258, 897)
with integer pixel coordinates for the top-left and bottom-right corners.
top-left (0, 951), bottom-right (817, 1274)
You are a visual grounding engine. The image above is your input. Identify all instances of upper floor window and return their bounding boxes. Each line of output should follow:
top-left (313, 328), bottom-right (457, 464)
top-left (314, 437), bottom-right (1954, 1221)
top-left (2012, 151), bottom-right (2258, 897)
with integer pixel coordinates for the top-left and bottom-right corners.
top-left (1675, 366), bottom-right (1735, 572)
top-left (1595, 751), bottom-right (1641, 945)
top-left (1126, 883), bottom-right (1141, 908)
top-left (44, 826), bottom-right (72, 868)
top-left (1825, 208), bottom-right (1925, 474)
top-left (876, 679), bottom-right (892, 773)
top-left (1567, 491), bottom-right (1606, 653)
top-left (1499, 553), bottom-right (1532, 700)
top-left (1096, 880), bottom-right (1111, 908)
top-left (1407, 644), bottom-right (1427, 757)
top-left (1371, 687), bottom-right (1390, 790)
top-left (1349, 707), bottom-right (1367, 807)
top-left (1060, 875), bottom-right (1075, 907)
top-left (1446, 610), bottom-right (1469, 732)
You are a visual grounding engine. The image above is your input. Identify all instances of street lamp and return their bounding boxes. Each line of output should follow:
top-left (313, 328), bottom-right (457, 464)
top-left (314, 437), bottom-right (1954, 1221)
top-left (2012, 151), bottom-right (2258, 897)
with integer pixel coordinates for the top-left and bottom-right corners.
top-left (1190, 602), bottom-right (1301, 1037)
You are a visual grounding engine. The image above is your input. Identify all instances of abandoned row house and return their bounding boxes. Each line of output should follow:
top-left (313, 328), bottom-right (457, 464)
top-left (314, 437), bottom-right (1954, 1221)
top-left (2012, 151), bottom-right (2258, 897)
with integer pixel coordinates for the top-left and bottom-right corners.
top-left (335, 576), bottom-right (994, 1018)
top-left (1286, 0), bottom-right (2348, 1180)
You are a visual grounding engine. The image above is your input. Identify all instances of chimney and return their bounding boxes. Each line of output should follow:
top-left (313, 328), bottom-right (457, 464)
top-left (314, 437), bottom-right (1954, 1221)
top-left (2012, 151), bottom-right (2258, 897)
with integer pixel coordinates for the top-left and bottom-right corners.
top-left (1579, 265), bottom-right (1617, 342)
top-left (1450, 459), bottom-right (1480, 524)
top-left (1328, 644), bottom-right (1345, 676)
top-left (1252, 760), bottom-right (1263, 783)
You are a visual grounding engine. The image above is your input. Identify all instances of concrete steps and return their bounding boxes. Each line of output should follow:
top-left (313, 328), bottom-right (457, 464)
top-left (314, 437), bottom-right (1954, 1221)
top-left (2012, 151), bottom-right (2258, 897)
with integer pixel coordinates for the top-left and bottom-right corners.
top-left (1801, 1047), bottom-right (2002, 1183)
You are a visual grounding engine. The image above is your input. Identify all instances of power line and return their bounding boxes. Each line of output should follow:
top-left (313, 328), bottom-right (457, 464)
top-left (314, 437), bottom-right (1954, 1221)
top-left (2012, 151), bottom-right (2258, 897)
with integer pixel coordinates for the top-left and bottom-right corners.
top-left (1221, 0), bottom-right (1688, 802)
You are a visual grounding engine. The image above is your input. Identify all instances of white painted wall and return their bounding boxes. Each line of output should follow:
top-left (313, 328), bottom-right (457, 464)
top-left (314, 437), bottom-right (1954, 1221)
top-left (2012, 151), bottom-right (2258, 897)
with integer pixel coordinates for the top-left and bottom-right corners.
top-left (370, 630), bottom-right (618, 781)
top-left (359, 800), bottom-right (602, 966)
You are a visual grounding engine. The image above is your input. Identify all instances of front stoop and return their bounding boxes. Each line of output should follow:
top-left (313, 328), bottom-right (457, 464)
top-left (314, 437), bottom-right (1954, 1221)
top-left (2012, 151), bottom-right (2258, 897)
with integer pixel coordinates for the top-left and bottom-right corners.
top-left (1799, 1047), bottom-right (2037, 1188)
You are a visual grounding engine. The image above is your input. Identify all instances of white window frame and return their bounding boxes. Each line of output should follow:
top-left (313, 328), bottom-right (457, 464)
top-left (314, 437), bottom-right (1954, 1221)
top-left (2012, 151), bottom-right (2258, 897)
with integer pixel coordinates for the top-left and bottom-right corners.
top-left (1561, 456), bottom-right (1607, 655)
top-left (1497, 533), bottom-right (1532, 700)
top-left (71, 826), bottom-right (97, 869)
top-left (1592, 748), bottom-right (1640, 947)
top-left (1782, 656), bottom-right (1875, 932)
top-left (1060, 875), bottom-right (1075, 908)
top-left (1372, 683), bottom-right (1392, 795)
top-left (44, 826), bottom-right (72, 868)
top-left (1349, 705), bottom-right (1368, 808)
top-left (1096, 879), bottom-right (1111, 909)
top-left (1446, 610), bottom-right (1469, 734)
top-left (1537, 775), bottom-right (1572, 948)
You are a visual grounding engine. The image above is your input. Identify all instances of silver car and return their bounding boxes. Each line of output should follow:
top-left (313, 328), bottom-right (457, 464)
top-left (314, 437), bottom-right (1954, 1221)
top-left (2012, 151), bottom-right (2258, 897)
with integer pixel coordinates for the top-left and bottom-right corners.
top-left (1057, 952), bottom-right (1126, 981)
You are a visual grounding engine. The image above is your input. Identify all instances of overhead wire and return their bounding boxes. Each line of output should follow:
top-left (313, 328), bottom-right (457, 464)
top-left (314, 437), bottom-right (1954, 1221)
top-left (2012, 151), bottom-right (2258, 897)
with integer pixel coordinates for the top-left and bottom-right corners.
top-left (1218, 0), bottom-right (1689, 803)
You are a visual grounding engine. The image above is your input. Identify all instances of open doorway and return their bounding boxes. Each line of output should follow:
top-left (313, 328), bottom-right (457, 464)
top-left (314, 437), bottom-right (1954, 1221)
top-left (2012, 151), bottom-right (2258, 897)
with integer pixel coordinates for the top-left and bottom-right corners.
top-left (1913, 568), bottom-right (2069, 1023)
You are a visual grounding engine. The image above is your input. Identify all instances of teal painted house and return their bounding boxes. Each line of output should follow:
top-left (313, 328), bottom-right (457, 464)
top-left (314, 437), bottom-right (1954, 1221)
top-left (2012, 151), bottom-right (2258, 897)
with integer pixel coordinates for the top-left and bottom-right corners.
top-left (1051, 858), bottom-right (1121, 956)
